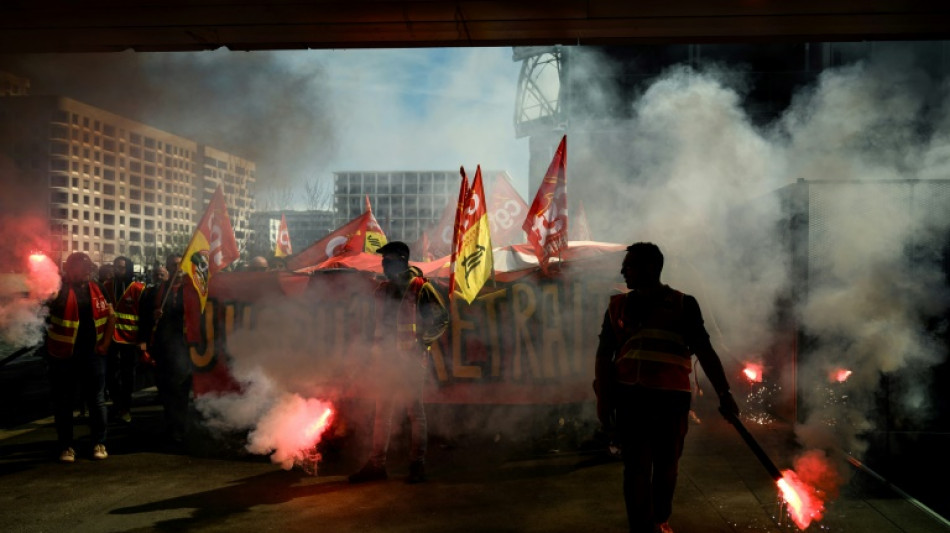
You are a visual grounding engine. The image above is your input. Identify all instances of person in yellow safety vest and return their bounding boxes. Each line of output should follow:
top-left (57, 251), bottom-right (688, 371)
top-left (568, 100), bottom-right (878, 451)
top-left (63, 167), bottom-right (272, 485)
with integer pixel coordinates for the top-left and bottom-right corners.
top-left (102, 256), bottom-right (145, 424)
top-left (593, 242), bottom-right (740, 533)
top-left (46, 252), bottom-right (115, 463)
top-left (349, 241), bottom-right (449, 485)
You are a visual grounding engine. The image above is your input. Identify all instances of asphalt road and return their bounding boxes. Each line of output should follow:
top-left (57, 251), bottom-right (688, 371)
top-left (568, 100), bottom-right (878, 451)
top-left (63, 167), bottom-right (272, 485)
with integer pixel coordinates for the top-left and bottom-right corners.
top-left (0, 383), bottom-right (947, 533)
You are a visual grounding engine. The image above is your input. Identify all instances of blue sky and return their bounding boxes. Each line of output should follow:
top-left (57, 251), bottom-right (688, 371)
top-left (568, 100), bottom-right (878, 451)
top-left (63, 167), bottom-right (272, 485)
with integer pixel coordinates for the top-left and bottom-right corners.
top-left (305, 47), bottom-right (530, 199)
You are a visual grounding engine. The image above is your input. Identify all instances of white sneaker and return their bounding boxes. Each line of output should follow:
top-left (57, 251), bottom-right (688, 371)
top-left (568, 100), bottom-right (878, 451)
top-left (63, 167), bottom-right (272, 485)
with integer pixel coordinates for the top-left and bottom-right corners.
top-left (59, 447), bottom-right (76, 463)
top-left (92, 444), bottom-right (108, 460)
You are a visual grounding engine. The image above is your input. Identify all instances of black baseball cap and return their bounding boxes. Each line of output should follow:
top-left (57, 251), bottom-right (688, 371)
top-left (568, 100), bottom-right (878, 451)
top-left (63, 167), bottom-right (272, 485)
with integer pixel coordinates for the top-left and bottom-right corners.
top-left (377, 241), bottom-right (410, 259)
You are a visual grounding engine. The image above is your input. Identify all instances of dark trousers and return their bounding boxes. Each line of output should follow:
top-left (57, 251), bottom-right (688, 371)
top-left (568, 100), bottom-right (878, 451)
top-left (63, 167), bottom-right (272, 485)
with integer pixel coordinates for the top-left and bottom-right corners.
top-left (615, 385), bottom-right (691, 533)
top-left (48, 352), bottom-right (108, 449)
top-left (153, 338), bottom-right (192, 439)
top-left (107, 343), bottom-right (139, 414)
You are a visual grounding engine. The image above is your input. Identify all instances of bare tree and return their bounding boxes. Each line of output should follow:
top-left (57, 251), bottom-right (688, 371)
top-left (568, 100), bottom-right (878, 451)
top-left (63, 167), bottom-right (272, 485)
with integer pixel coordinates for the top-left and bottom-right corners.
top-left (304, 177), bottom-right (333, 210)
top-left (255, 184), bottom-right (296, 211)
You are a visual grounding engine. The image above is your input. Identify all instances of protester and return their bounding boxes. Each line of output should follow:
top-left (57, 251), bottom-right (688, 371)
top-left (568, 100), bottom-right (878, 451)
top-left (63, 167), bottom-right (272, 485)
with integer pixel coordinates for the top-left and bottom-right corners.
top-left (143, 253), bottom-right (192, 445)
top-left (45, 252), bottom-right (115, 462)
top-left (101, 256), bottom-right (144, 423)
top-left (97, 263), bottom-right (114, 288)
top-left (248, 256), bottom-right (269, 272)
top-left (593, 242), bottom-right (740, 533)
top-left (349, 241), bottom-right (449, 484)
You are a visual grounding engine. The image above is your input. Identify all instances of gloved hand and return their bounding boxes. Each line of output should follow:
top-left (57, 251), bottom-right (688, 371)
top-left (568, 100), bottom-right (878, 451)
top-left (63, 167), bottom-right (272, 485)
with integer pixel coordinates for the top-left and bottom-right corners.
top-left (718, 391), bottom-right (740, 420)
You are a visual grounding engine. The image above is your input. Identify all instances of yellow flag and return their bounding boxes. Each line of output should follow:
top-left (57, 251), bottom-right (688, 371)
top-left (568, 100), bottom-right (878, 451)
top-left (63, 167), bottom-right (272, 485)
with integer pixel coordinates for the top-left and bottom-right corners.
top-left (454, 166), bottom-right (493, 304)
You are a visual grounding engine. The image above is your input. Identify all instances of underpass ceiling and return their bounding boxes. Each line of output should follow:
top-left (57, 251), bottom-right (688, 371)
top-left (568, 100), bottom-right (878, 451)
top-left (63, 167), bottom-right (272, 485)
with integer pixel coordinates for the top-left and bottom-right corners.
top-left (1, 1), bottom-right (949, 53)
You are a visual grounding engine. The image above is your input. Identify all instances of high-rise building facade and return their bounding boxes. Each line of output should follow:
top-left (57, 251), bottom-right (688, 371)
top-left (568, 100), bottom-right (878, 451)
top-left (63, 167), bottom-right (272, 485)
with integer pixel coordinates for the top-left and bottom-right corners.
top-left (0, 93), bottom-right (256, 270)
top-left (333, 170), bottom-right (459, 244)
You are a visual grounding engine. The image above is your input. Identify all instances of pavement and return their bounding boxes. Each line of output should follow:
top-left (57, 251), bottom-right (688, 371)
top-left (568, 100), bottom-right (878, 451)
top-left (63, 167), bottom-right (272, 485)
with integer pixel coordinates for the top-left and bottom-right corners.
top-left (0, 384), bottom-right (947, 533)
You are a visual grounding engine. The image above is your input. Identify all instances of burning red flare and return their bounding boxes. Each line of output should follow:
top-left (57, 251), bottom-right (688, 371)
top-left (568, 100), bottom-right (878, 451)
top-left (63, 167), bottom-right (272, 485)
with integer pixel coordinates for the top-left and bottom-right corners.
top-left (777, 469), bottom-right (825, 530)
top-left (743, 363), bottom-right (763, 383)
top-left (303, 407), bottom-right (333, 439)
top-left (833, 369), bottom-right (852, 383)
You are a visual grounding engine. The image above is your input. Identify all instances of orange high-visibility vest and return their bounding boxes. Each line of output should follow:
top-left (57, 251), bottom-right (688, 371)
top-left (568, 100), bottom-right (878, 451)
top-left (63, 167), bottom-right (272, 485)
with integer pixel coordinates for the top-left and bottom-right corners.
top-left (104, 280), bottom-right (145, 344)
top-left (46, 282), bottom-right (112, 358)
top-left (375, 276), bottom-right (428, 355)
top-left (607, 287), bottom-right (693, 392)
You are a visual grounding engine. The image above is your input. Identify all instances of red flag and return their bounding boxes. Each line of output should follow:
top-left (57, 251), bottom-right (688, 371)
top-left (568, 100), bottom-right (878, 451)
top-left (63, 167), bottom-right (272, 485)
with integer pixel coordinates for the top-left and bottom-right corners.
top-left (574, 200), bottom-right (592, 241)
top-left (448, 166), bottom-right (471, 298)
top-left (411, 231), bottom-right (434, 262)
top-left (180, 184), bottom-right (240, 311)
top-left (522, 135), bottom-right (568, 272)
top-left (419, 195), bottom-right (458, 260)
top-left (275, 213), bottom-right (292, 257)
top-left (285, 199), bottom-right (387, 272)
top-left (487, 172), bottom-right (529, 247)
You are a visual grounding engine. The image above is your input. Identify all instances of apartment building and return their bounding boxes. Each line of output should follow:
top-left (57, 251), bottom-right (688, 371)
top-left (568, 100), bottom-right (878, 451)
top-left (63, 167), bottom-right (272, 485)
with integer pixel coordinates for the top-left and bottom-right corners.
top-left (0, 93), bottom-right (256, 270)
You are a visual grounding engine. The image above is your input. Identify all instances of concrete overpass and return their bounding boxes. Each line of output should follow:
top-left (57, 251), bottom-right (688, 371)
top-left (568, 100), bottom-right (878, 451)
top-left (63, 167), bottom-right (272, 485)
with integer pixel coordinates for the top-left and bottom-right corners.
top-left (1, 1), bottom-right (949, 53)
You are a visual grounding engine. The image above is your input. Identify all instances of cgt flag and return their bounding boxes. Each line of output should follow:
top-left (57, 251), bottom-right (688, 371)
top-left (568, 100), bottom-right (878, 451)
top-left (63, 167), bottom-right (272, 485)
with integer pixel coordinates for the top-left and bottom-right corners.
top-left (285, 196), bottom-right (387, 272)
top-left (275, 213), bottom-right (292, 257)
top-left (487, 172), bottom-right (529, 247)
top-left (453, 166), bottom-right (493, 304)
top-left (448, 166), bottom-right (471, 299)
top-left (181, 184), bottom-right (240, 312)
top-left (357, 195), bottom-right (388, 254)
top-left (522, 135), bottom-right (568, 273)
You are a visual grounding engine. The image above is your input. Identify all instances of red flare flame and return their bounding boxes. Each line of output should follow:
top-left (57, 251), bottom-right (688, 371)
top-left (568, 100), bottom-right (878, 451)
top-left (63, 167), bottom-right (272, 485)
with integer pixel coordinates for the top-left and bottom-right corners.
top-left (303, 407), bottom-right (333, 440)
top-left (743, 363), bottom-right (763, 383)
top-left (833, 369), bottom-right (852, 383)
top-left (777, 469), bottom-right (825, 530)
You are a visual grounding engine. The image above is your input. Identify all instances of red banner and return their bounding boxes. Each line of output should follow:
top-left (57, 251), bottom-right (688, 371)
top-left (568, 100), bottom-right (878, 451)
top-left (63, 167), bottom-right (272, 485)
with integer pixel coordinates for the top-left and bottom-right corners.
top-left (191, 242), bottom-right (627, 404)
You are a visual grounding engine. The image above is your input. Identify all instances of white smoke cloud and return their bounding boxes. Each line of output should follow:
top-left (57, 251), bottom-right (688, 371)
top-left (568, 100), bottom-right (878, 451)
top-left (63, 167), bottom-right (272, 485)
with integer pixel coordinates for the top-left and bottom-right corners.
top-left (569, 46), bottom-right (949, 471)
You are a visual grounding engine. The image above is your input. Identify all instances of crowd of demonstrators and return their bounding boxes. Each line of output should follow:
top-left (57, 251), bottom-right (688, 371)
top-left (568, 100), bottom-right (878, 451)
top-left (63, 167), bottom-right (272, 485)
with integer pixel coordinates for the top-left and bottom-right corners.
top-left (40, 242), bottom-right (741, 533)
top-left (44, 252), bottom-right (115, 463)
top-left (100, 256), bottom-right (144, 424)
top-left (348, 241), bottom-right (449, 485)
top-left (594, 242), bottom-right (740, 533)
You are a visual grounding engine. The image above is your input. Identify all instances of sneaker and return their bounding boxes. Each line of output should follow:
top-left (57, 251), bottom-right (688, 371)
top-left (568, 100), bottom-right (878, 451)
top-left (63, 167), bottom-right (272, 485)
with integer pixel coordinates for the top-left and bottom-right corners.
top-left (119, 411), bottom-right (132, 424)
top-left (59, 447), bottom-right (76, 463)
top-left (406, 460), bottom-right (427, 484)
top-left (92, 444), bottom-right (108, 460)
top-left (348, 462), bottom-right (387, 484)
top-left (655, 522), bottom-right (674, 533)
